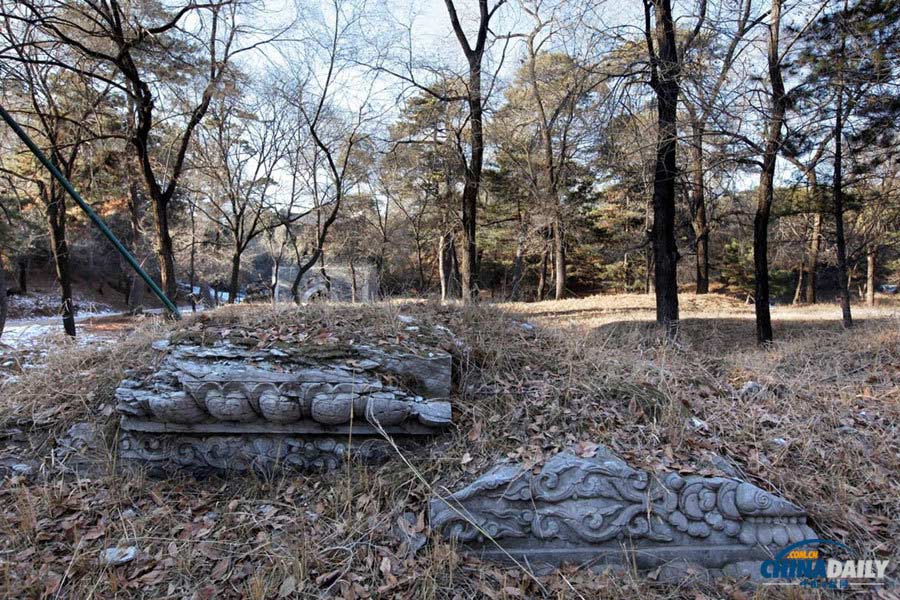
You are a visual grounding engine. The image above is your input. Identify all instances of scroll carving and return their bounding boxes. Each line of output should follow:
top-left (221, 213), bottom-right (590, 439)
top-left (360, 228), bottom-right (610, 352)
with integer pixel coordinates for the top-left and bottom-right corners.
top-left (429, 446), bottom-right (816, 578)
top-left (115, 338), bottom-right (453, 472)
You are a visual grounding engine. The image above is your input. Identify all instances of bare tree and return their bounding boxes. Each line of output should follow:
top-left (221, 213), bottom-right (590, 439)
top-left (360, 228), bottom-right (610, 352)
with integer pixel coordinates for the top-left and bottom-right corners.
top-left (193, 95), bottom-right (286, 302)
top-left (496, 1), bottom-right (609, 301)
top-left (0, 16), bottom-right (113, 336)
top-left (277, 0), bottom-right (376, 302)
top-left (643, 0), bottom-right (705, 336)
top-left (12, 0), bottom-right (270, 298)
top-left (441, 0), bottom-right (507, 301)
top-left (753, 0), bottom-right (787, 344)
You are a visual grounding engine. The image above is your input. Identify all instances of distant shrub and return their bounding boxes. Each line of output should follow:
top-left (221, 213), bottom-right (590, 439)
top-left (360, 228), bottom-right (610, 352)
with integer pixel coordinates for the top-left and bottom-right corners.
top-left (720, 239), bottom-right (793, 301)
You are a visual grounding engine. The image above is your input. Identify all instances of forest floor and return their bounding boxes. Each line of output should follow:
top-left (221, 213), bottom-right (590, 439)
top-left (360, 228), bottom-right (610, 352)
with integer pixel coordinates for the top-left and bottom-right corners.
top-left (0, 293), bottom-right (897, 599)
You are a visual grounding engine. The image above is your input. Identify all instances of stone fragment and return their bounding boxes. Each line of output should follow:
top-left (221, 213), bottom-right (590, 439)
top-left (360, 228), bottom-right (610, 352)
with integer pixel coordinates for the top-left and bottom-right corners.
top-left (115, 335), bottom-right (454, 473)
top-left (395, 512), bottom-right (427, 557)
top-left (739, 381), bottom-right (763, 398)
top-left (59, 422), bottom-right (101, 451)
top-left (429, 445), bottom-right (816, 581)
top-left (102, 546), bottom-right (138, 566)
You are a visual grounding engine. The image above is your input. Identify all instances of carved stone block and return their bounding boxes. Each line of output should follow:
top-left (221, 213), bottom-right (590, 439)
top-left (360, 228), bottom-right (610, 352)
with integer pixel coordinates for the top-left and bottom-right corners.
top-left (429, 446), bottom-right (816, 580)
top-left (116, 337), bottom-right (452, 473)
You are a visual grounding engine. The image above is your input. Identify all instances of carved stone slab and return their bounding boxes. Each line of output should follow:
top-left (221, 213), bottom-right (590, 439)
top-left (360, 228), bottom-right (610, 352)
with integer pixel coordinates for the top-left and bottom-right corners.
top-left (429, 446), bottom-right (816, 580)
top-left (116, 337), bottom-right (453, 473)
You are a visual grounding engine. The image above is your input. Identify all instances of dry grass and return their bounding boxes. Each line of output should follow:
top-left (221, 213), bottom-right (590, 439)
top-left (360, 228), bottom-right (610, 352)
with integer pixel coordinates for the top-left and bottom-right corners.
top-left (0, 293), bottom-right (898, 599)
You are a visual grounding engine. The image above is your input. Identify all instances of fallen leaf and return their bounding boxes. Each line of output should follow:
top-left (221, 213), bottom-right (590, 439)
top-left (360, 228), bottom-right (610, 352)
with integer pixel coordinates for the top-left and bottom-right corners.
top-left (279, 575), bottom-right (297, 597)
top-left (211, 557), bottom-right (231, 581)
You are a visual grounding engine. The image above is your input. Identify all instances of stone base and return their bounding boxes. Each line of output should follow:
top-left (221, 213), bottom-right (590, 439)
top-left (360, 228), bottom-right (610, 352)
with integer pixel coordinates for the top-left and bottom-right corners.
top-left (118, 429), bottom-right (396, 474)
top-left (113, 334), bottom-right (455, 475)
top-left (452, 542), bottom-right (768, 581)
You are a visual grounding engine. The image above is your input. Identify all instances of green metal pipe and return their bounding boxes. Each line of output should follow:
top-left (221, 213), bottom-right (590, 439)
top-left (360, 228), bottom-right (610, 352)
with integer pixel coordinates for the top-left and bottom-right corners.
top-left (0, 103), bottom-right (181, 319)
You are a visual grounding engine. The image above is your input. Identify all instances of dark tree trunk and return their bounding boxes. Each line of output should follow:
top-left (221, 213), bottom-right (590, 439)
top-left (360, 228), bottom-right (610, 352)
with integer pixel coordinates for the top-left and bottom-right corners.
top-left (16, 258), bottom-right (27, 294)
top-left (126, 173), bottom-right (146, 310)
top-left (753, 0), bottom-right (786, 345)
top-left (753, 184), bottom-right (774, 344)
top-left (414, 235), bottom-right (426, 292)
top-left (189, 205), bottom-right (197, 312)
top-left (0, 257), bottom-right (7, 340)
top-left (47, 191), bottom-right (76, 337)
top-left (228, 251), bottom-right (241, 304)
top-left (459, 56), bottom-right (483, 303)
top-left (444, 0), bottom-right (496, 303)
top-left (644, 198), bottom-right (654, 295)
top-left (833, 83), bottom-right (852, 328)
top-left (689, 119), bottom-right (709, 294)
top-left (866, 246), bottom-right (876, 307)
top-left (150, 195), bottom-right (177, 299)
top-left (291, 268), bottom-right (303, 303)
top-left (553, 217), bottom-right (565, 300)
top-left (290, 248), bottom-right (325, 304)
top-left (319, 253), bottom-right (331, 294)
top-left (650, 0), bottom-right (680, 337)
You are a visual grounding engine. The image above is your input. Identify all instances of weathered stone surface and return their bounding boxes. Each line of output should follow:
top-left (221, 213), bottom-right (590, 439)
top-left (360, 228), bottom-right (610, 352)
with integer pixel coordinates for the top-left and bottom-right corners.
top-left (119, 430), bottom-right (391, 473)
top-left (116, 337), bottom-right (453, 473)
top-left (429, 445), bottom-right (816, 580)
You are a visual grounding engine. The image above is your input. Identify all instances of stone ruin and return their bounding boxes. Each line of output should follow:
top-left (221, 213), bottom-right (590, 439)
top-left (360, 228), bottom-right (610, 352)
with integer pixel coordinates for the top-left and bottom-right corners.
top-left (113, 318), bottom-right (817, 583)
top-left (429, 446), bottom-right (817, 581)
top-left (115, 330), bottom-right (451, 473)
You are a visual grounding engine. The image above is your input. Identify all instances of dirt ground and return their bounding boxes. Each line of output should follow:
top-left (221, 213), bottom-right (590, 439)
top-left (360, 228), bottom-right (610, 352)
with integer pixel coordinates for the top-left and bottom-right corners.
top-left (0, 293), bottom-right (897, 599)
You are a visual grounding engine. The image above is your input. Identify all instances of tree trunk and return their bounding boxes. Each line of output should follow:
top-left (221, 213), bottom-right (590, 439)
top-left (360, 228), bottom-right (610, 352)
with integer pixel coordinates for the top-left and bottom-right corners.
top-left (553, 217), bottom-right (566, 300)
top-left (349, 257), bottom-right (358, 303)
top-left (689, 119), bottom-right (710, 294)
top-left (128, 277), bottom-right (145, 313)
top-left (16, 258), bottom-right (27, 294)
top-left (459, 56), bottom-right (483, 303)
top-left (152, 197), bottom-right (178, 300)
top-left (0, 256), bottom-right (7, 341)
top-left (866, 246), bottom-right (876, 307)
top-left (47, 191), bottom-right (76, 337)
top-left (650, 0), bottom-right (681, 337)
top-left (537, 244), bottom-right (549, 301)
top-left (439, 232), bottom-right (461, 301)
top-left (793, 253), bottom-right (806, 305)
top-left (201, 282), bottom-right (217, 307)
top-left (438, 234), bottom-right (450, 301)
top-left (833, 83), bottom-right (852, 328)
top-left (271, 259), bottom-right (280, 305)
top-left (189, 205), bottom-right (197, 312)
top-left (804, 210), bottom-right (823, 304)
top-left (228, 251), bottom-right (241, 304)
top-left (414, 235), bottom-right (426, 292)
top-left (126, 175), bottom-right (146, 310)
top-left (509, 230), bottom-right (526, 301)
top-left (753, 0), bottom-right (786, 345)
